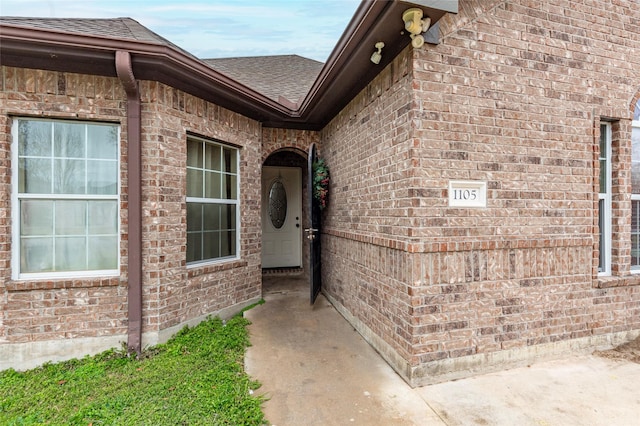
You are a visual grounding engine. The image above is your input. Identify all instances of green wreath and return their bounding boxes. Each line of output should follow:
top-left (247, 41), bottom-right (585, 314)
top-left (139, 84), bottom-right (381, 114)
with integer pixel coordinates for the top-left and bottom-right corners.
top-left (312, 158), bottom-right (330, 210)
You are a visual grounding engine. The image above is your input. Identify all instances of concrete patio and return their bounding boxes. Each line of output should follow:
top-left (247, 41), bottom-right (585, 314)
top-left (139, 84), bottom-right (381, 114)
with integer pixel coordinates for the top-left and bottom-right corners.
top-left (244, 276), bottom-right (640, 425)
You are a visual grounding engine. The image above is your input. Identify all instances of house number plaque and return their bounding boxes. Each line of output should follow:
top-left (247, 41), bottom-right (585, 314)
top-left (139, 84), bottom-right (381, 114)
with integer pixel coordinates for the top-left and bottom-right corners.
top-left (448, 180), bottom-right (487, 207)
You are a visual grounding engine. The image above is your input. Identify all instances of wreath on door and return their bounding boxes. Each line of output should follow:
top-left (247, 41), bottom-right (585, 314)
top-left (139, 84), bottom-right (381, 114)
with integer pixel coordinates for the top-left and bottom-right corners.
top-left (312, 158), bottom-right (330, 210)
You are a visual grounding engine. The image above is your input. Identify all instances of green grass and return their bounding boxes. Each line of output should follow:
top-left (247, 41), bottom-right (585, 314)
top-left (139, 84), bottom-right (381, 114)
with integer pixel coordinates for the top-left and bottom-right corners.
top-left (0, 315), bottom-right (266, 425)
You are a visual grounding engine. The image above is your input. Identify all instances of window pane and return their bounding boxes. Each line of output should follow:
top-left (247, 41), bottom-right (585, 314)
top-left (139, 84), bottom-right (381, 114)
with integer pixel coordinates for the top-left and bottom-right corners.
top-left (19, 121), bottom-right (52, 156)
top-left (88, 201), bottom-right (118, 234)
top-left (205, 144), bottom-right (222, 171)
top-left (633, 127), bottom-right (640, 194)
top-left (55, 200), bottom-right (86, 235)
top-left (203, 231), bottom-right (220, 259)
top-left (187, 203), bottom-right (203, 232)
top-left (21, 237), bottom-right (53, 273)
top-left (54, 159), bottom-right (85, 194)
top-left (88, 236), bottom-right (117, 269)
top-left (21, 200), bottom-right (53, 236)
top-left (186, 139), bottom-right (238, 264)
top-left (203, 203), bottom-right (220, 231)
top-left (599, 159), bottom-right (606, 194)
top-left (187, 139), bottom-right (202, 168)
top-left (222, 174), bottom-right (237, 199)
top-left (221, 204), bottom-right (236, 231)
top-left (87, 160), bottom-right (117, 194)
top-left (16, 119), bottom-right (120, 276)
top-left (598, 199), bottom-right (605, 272)
top-left (54, 122), bottom-right (85, 158)
top-left (187, 232), bottom-right (202, 262)
top-left (634, 99), bottom-right (640, 121)
top-left (221, 231), bottom-right (236, 257)
top-left (223, 148), bottom-right (237, 173)
top-left (599, 124), bottom-right (607, 159)
top-left (633, 200), bottom-right (640, 268)
top-left (205, 171), bottom-right (222, 199)
top-left (19, 158), bottom-right (52, 193)
top-left (55, 237), bottom-right (86, 271)
top-left (87, 125), bottom-right (117, 159)
top-left (187, 168), bottom-right (203, 197)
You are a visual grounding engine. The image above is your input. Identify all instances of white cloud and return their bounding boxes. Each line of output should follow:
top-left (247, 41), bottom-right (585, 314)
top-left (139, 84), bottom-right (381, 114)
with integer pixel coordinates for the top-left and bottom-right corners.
top-left (0, 0), bottom-right (360, 61)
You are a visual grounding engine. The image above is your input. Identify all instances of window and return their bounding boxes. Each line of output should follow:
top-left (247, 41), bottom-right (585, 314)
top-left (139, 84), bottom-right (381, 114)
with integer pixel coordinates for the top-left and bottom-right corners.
top-left (598, 122), bottom-right (611, 275)
top-left (631, 101), bottom-right (640, 271)
top-left (186, 136), bottom-right (239, 264)
top-left (12, 119), bottom-right (119, 279)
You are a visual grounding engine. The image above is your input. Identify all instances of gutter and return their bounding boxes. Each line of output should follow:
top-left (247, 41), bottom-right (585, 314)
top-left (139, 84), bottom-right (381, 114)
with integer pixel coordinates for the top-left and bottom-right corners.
top-left (0, 25), bottom-right (294, 120)
top-left (0, 0), bottom-right (457, 129)
top-left (115, 50), bottom-right (142, 355)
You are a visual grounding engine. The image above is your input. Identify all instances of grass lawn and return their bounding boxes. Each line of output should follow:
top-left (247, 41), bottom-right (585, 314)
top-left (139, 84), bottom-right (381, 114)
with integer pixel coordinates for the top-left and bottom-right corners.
top-left (0, 315), bottom-right (266, 425)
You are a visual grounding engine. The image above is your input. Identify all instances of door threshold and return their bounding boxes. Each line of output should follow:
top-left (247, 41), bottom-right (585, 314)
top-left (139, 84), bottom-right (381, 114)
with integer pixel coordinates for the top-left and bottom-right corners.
top-left (262, 267), bottom-right (304, 276)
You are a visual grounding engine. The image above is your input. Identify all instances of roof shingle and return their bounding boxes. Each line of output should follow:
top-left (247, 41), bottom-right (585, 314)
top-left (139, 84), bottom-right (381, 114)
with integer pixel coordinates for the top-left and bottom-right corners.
top-left (204, 55), bottom-right (323, 104)
top-left (0, 17), bottom-right (323, 104)
top-left (0, 17), bottom-right (165, 43)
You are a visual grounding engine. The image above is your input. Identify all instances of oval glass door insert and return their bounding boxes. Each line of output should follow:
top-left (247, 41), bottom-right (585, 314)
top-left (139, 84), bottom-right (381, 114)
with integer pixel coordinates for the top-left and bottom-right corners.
top-left (268, 180), bottom-right (287, 229)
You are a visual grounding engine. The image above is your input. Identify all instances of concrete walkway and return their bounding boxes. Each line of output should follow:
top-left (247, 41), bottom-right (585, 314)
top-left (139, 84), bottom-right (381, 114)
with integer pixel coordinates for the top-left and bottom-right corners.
top-left (244, 276), bottom-right (640, 425)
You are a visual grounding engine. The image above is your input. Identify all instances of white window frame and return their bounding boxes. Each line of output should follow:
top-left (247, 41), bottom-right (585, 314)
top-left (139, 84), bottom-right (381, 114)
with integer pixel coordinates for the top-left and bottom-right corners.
top-left (186, 135), bottom-right (240, 267)
top-left (598, 122), bottom-right (612, 276)
top-left (11, 118), bottom-right (121, 280)
top-left (631, 113), bottom-right (640, 272)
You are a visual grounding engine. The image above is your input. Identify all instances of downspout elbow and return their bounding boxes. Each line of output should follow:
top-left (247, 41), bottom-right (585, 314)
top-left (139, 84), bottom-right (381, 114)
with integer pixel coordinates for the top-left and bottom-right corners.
top-left (115, 50), bottom-right (142, 355)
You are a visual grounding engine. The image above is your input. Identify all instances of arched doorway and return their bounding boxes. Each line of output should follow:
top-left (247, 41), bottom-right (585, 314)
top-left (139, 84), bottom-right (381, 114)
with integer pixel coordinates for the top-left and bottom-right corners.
top-left (262, 149), bottom-right (309, 276)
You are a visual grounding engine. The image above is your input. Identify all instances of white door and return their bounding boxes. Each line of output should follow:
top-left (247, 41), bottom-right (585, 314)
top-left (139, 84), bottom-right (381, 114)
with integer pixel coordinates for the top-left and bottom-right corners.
top-left (262, 166), bottom-right (302, 268)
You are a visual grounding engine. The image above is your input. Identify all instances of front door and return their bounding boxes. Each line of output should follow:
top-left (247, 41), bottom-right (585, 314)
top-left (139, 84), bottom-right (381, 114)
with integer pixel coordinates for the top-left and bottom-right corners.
top-left (261, 166), bottom-right (302, 268)
top-left (308, 143), bottom-right (322, 304)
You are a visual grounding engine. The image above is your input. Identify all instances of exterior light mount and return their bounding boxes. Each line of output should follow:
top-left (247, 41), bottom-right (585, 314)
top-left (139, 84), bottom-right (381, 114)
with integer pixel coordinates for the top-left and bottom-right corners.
top-left (402, 7), bottom-right (431, 49)
top-left (370, 41), bottom-right (385, 64)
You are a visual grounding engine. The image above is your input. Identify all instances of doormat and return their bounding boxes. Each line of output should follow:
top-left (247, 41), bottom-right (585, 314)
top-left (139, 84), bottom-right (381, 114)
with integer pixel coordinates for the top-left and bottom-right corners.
top-left (262, 267), bottom-right (304, 276)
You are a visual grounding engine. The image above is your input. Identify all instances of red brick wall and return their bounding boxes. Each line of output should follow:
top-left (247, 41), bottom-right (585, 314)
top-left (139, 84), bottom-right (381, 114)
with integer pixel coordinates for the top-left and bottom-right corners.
top-left (0, 68), bottom-right (262, 368)
top-left (0, 68), bottom-right (129, 351)
top-left (262, 128), bottom-right (321, 278)
top-left (321, 47), bottom-right (417, 369)
top-left (321, 0), bottom-right (640, 385)
top-left (262, 128), bottom-right (319, 163)
top-left (137, 81), bottom-right (262, 339)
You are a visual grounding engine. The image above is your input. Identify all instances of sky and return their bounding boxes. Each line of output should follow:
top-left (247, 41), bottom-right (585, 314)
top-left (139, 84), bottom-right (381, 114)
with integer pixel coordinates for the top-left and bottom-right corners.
top-left (0, 0), bottom-right (361, 62)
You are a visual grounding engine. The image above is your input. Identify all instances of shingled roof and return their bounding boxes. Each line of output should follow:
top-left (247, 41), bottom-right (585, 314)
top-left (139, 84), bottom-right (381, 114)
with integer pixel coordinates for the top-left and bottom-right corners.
top-left (0, 17), bottom-right (165, 43)
top-left (0, 2), bottom-right (456, 128)
top-left (204, 55), bottom-right (323, 105)
top-left (0, 17), bottom-right (321, 105)
top-left (0, 17), bottom-right (202, 64)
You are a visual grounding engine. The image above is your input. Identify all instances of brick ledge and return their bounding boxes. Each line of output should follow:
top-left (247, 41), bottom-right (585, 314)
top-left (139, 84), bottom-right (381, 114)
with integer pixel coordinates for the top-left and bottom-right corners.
top-left (324, 228), bottom-right (593, 253)
top-left (187, 259), bottom-right (249, 278)
top-left (5, 277), bottom-right (121, 292)
top-left (596, 275), bottom-right (640, 288)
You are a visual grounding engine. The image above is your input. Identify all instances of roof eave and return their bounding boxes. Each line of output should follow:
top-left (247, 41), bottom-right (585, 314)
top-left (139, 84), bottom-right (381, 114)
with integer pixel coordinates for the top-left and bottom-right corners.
top-left (0, 0), bottom-right (457, 130)
top-left (0, 25), bottom-right (297, 124)
top-left (294, 0), bottom-right (456, 129)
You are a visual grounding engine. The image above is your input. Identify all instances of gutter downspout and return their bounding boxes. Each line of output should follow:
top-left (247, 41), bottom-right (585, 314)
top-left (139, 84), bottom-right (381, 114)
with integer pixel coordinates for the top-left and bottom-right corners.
top-left (115, 50), bottom-right (142, 355)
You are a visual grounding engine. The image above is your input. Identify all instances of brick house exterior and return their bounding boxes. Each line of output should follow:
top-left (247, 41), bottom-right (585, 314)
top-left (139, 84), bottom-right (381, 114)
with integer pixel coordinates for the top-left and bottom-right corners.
top-left (321, 0), bottom-right (640, 385)
top-left (0, 71), bottom-right (264, 369)
top-left (2, 0), bottom-right (640, 386)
